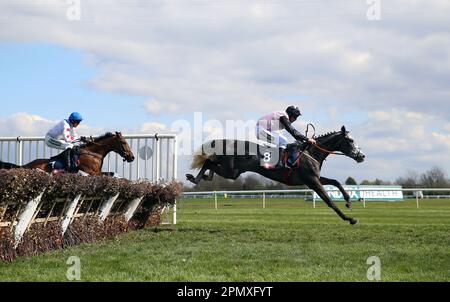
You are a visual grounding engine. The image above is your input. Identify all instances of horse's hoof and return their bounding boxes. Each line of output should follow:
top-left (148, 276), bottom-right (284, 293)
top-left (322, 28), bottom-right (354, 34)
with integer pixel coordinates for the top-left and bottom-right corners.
top-left (186, 174), bottom-right (196, 184)
top-left (349, 219), bottom-right (359, 225)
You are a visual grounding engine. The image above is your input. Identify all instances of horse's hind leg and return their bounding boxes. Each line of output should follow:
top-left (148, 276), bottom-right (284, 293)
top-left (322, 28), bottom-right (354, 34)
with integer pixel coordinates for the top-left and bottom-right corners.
top-left (186, 157), bottom-right (241, 184)
top-left (202, 170), bottom-right (215, 181)
top-left (207, 158), bottom-right (241, 180)
top-left (320, 176), bottom-right (353, 210)
top-left (186, 159), bottom-right (212, 184)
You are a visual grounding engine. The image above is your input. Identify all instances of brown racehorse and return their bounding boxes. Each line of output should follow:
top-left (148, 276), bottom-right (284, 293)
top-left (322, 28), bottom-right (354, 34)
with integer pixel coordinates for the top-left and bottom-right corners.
top-left (0, 132), bottom-right (135, 175)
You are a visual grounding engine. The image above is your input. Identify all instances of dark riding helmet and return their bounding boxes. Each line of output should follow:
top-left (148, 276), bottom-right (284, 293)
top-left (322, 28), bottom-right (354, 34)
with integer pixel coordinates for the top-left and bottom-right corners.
top-left (69, 112), bottom-right (83, 123)
top-left (286, 106), bottom-right (301, 118)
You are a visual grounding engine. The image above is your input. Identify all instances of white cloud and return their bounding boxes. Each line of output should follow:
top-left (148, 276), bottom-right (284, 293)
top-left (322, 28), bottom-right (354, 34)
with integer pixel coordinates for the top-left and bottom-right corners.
top-left (138, 122), bottom-right (167, 133)
top-left (0, 112), bottom-right (55, 136)
top-left (0, 112), bottom-right (105, 137)
top-left (1, 0), bottom-right (450, 182)
top-left (2, 0), bottom-right (449, 120)
top-left (144, 100), bottom-right (163, 114)
top-left (144, 99), bottom-right (179, 114)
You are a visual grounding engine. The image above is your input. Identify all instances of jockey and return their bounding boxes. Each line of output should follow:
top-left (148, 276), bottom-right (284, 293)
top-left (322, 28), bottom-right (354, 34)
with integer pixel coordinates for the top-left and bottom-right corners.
top-left (256, 106), bottom-right (316, 167)
top-left (45, 112), bottom-right (84, 172)
top-left (256, 106), bottom-right (317, 148)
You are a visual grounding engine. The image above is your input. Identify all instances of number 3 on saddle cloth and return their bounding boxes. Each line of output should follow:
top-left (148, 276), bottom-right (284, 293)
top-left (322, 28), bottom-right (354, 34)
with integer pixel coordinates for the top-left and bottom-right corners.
top-left (49, 147), bottom-right (81, 174)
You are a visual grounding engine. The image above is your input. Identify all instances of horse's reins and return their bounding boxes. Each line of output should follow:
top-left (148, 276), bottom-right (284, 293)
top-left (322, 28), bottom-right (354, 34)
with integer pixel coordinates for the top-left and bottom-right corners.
top-left (313, 144), bottom-right (346, 156)
top-left (79, 135), bottom-right (128, 160)
top-left (77, 136), bottom-right (103, 159)
top-left (305, 123), bottom-right (345, 156)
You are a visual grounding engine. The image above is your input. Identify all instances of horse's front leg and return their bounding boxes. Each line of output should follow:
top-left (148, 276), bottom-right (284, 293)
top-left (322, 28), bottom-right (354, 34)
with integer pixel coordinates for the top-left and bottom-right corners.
top-left (320, 176), bottom-right (353, 210)
top-left (308, 178), bottom-right (358, 225)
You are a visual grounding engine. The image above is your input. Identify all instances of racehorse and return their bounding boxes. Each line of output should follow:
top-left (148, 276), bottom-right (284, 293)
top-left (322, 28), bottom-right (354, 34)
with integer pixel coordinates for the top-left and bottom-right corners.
top-left (0, 132), bottom-right (135, 175)
top-left (186, 126), bottom-right (365, 224)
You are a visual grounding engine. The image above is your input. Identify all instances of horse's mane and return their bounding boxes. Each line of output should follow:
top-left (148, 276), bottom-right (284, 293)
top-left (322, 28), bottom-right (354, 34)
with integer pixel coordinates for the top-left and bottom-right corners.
top-left (316, 131), bottom-right (339, 139)
top-left (92, 132), bottom-right (114, 142)
top-left (79, 132), bottom-right (115, 148)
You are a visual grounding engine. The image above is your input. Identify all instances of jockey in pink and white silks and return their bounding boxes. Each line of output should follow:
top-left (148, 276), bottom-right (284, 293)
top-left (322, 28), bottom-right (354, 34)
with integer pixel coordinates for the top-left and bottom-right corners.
top-left (256, 106), bottom-right (317, 168)
top-left (256, 106), bottom-right (316, 149)
top-left (45, 112), bottom-right (84, 172)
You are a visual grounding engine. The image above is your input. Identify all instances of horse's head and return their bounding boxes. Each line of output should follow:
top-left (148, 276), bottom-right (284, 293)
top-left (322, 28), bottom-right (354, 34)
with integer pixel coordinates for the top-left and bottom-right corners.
top-left (113, 132), bottom-right (135, 163)
top-left (336, 126), bottom-right (365, 163)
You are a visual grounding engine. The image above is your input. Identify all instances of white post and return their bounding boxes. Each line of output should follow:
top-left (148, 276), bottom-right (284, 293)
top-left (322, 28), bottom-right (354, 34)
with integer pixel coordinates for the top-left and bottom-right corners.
top-left (214, 193), bottom-right (218, 210)
top-left (13, 191), bottom-right (45, 247)
top-left (61, 194), bottom-right (83, 235)
top-left (172, 137), bottom-right (178, 225)
top-left (155, 138), bottom-right (161, 183)
top-left (312, 191), bottom-right (316, 209)
top-left (262, 192), bottom-right (266, 209)
top-left (363, 196), bottom-right (366, 208)
top-left (173, 200), bottom-right (177, 224)
top-left (124, 196), bottom-right (144, 222)
top-left (99, 193), bottom-right (120, 222)
top-left (173, 136), bottom-right (178, 181)
top-left (416, 194), bottom-right (420, 209)
top-left (17, 138), bottom-right (23, 166)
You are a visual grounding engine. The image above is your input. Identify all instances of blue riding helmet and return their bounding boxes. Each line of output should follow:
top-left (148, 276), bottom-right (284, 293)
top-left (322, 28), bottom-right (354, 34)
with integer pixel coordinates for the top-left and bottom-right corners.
top-left (69, 112), bottom-right (83, 122)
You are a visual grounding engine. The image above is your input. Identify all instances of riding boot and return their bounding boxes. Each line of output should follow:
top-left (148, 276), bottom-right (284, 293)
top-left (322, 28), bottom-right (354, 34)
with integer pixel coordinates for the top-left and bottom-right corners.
top-left (276, 148), bottom-right (286, 169)
top-left (65, 148), bottom-right (72, 172)
top-left (285, 143), bottom-right (300, 169)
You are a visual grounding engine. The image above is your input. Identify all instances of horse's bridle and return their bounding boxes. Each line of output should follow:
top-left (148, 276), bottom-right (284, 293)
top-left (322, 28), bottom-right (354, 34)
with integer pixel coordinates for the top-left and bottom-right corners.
top-left (114, 135), bottom-right (130, 161)
top-left (305, 124), bottom-right (346, 156)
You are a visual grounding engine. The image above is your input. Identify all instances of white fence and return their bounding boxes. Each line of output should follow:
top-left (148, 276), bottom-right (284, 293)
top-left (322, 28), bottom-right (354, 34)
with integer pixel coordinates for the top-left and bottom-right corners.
top-left (0, 134), bottom-right (178, 225)
top-left (0, 133), bottom-right (178, 183)
top-left (182, 188), bottom-right (450, 209)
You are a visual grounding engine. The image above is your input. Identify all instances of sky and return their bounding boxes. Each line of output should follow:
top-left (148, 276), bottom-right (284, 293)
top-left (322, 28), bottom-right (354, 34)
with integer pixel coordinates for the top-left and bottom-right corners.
top-left (0, 0), bottom-right (449, 184)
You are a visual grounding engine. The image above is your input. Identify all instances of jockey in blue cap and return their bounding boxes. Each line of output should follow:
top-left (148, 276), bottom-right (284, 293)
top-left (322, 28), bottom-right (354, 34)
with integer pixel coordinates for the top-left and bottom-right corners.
top-left (45, 112), bottom-right (85, 172)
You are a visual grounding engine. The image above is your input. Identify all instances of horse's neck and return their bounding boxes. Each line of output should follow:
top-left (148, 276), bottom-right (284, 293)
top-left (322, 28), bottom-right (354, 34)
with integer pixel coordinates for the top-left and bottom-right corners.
top-left (308, 134), bottom-right (340, 163)
top-left (83, 139), bottom-right (114, 158)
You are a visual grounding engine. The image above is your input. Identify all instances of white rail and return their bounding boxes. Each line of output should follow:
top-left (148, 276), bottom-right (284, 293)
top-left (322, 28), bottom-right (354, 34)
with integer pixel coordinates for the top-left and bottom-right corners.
top-left (0, 133), bottom-right (178, 183)
top-left (182, 188), bottom-right (450, 209)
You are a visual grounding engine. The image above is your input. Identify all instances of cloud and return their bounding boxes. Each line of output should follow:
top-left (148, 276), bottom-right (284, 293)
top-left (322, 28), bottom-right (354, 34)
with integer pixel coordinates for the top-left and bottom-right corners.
top-left (144, 99), bottom-right (179, 114)
top-left (2, 0), bottom-right (449, 120)
top-left (0, 112), bottom-right (55, 136)
top-left (0, 112), bottom-right (104, 137)
top-left (138, 122), bottom-right (167, 133)
top-left (1, 0), bottom-right (450, 182)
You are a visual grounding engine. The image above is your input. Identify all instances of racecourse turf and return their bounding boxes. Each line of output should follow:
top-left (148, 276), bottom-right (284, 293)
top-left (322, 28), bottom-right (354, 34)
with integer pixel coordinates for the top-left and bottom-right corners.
top-left (0, 198), bottom-right (449, 281)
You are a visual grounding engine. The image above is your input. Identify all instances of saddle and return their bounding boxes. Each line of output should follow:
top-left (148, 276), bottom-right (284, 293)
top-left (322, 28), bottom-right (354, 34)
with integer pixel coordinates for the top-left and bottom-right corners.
top-left (49, 147), bottom-right (81, 173)
top-left (259, 142), bottom-right (306, 170)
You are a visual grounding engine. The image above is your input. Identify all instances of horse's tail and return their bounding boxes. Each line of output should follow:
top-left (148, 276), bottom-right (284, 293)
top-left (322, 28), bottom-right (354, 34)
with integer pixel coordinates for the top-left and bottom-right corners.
top-left (0, 160), bottom-right (19, 169)
top-left (191, 143), bottom-right (217, 169)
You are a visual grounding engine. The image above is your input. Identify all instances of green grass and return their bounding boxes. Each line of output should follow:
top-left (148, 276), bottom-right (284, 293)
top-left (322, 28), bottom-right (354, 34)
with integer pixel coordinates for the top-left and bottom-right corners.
top-left (0, 198), bottom-right (449, 281)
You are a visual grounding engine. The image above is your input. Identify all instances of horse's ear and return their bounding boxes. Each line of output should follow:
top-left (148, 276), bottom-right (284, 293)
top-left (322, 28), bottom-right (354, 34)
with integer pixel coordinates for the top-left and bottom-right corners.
top-left (115, 131), bottom-right (121, 137)
top-left (341, 126), bottom-right (346, 134)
